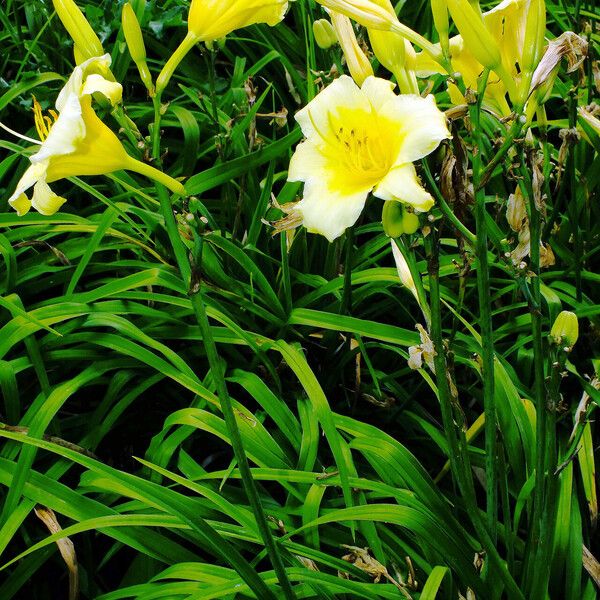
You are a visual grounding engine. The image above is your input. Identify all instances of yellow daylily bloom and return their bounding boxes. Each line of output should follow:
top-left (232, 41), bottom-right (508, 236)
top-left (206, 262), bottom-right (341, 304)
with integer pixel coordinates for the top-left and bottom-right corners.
top-left (8, 55), bottom-right (185, 216)
top-left (329, 10), bottom-right (374, 86)
top-left (415, 0), bottom-right (528, 115)
top-left (157, 0), bottom-right (288, 94)
top-left (287, 75), bottom-right (450, 241)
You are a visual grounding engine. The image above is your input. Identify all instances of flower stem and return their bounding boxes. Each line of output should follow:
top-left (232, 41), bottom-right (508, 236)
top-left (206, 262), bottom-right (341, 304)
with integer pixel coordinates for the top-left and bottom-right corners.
top-left (150, 84), bottom-right (296, 600)
top-left (126, 156), bottom-right (186, 196)
top-left (155, 31), bottom-right (199, 96)
top-left (469, 69), bottom-right (498, 544)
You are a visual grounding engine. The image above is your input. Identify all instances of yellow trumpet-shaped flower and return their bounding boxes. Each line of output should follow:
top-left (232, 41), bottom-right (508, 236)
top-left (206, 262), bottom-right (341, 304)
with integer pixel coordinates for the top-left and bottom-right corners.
top-left (287, 75), bottom-right (450, 241)
top-left (188, 0), bottom-right (287, 41)
top-left (8, 55), bottom-right (185, 217)
top-left (157, 0), bottom-right (288, 94)
top-left (415, 0), bottom-right (528, 115)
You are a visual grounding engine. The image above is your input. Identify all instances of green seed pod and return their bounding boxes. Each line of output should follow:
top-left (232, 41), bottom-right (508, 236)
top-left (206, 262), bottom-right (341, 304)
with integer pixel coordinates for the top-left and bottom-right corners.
top-left (402, 210), bottom-right (420, 234)
top-left (550, 310), bottom-right (579, 349)
top-left (382, 200), bottom-right (405, 237)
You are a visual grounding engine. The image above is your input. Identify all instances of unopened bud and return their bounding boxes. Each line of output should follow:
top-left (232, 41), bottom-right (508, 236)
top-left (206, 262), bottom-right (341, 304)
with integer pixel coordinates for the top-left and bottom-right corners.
top-left (53, 0), bottom-right (104, 63)
top-left (446, 0), bottom-right (501, 70)
top-left (330, 11), bottom-right (373, 86)
top-left (430, 0), bottom-right (449, 56)
top-left (550, 311), bottom-right (579, 348)
top-left (122, 2), bottom-right (154, 94)
top-left (313, 18), bottom-right (337, 49)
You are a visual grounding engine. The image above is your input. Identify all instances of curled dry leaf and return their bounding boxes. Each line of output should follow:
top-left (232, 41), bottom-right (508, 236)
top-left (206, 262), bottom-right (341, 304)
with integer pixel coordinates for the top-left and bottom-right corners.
top-left (34, 506), bottom-right (79, 600)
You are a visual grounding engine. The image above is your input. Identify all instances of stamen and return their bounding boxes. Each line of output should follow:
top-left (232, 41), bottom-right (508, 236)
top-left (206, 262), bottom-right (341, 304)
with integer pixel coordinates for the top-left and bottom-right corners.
top-left (0, 120), bottom-right (42, 145)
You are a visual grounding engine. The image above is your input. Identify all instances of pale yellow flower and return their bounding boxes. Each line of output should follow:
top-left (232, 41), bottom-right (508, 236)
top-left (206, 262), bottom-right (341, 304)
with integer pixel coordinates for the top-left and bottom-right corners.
top-left (8, 55), bottom-right (185, 216)
top-left (157, 0), bottom-right (288, 93)
top-left (415, 0), bottom-right (528, 115)
top-left (287, 75), bottom-right (450, 241)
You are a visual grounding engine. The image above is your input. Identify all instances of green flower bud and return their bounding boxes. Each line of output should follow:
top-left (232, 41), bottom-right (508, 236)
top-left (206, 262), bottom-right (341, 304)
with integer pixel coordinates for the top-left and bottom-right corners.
top-left (550, 311), bottom-right (579, 349)
top-left (313, 18), bottom-right (338, 49)
top-left (122, 3), bottom-right (154, 95)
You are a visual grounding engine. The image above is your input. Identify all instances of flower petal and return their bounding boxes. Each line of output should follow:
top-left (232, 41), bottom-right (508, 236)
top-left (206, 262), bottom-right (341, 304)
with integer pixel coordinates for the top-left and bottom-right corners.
top-left (294, 75), bottom-right (369, 142)
top-left (8, 193), bottom-right (32, 216)
top-left (7, 161), bottom-right (49, 206)
top-left (360, 75), bottom-right (396, 111)
top-left (31, 93), bottom-right (84, 163)
top-left (296, 178), bottom-right (369, 242)
top-left (30, 180), bottom-right (67, 216)
top-left (380, 94), bottom-right (450, 163)
top-left (374, 163), bottom-right (434, 211)
top-left (82, 74), bottom-right (123, 105)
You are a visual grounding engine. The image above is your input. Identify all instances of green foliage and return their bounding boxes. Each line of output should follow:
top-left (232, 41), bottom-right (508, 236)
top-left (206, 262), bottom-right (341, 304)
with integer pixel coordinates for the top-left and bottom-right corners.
top-left (0, 0), bottom-right (598, 598)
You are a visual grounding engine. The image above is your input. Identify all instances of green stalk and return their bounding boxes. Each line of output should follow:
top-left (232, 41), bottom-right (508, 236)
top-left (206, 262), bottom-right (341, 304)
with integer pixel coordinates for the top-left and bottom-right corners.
top-left (393, 236), bottom-right (431, 327)
top-left (150, 92), bottom-right (295, 599)
top-left (425, 232), bottom-right (524, 600)
top-left (469, 69), bottom-right (498, 543)
top-left (519, 153), bottom-right (547, 597)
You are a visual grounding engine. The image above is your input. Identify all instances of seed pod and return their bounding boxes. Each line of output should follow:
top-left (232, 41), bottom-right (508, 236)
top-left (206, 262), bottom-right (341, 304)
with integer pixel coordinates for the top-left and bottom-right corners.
top-left (382, 200), bottom-right (405, 237)
top-left (550, 310), bottom-right (579, 349)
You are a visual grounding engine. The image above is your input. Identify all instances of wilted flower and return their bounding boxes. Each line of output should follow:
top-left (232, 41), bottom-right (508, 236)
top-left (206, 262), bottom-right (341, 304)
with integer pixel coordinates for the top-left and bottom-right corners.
top-left (408, 324), bottom-right (436, 371)
top-left (157, 0), bottom-right (288, 93)
top-left (8, 55), bottom-right (185, 216)
top-left (287, 75), bottom-right (450, 241)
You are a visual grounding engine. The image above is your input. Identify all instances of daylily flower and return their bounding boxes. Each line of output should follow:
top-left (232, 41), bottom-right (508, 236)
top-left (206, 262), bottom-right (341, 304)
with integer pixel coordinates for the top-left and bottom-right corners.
top-left (415, 0), bottom-right (528, 115)
top-left (156, 0), bottom-right (288, 94)
top-left (8, 55), bottom-right (185, 216)
top-left (287, 75), bottom-right (450, 241)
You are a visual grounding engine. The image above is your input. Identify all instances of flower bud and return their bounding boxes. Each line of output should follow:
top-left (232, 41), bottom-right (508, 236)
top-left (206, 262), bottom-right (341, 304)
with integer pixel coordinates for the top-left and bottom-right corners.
top-left (53, 0), bottom-right (104, 64)
top-left (550, 311), bottom-right (579, 348)
top-left (430, 0), bottom-right (449, 56)
top-left (122, 3), bottom-right (154, 94)
top-left (316, 0), bottom-right (396, 30)
top-left (446, 0), bottom-right (501, 71)
top-left (122, 3), bottom-right (146, 64)
top-left (330, 10), bottom-right (373, 86)
top-left (313, 18), bottom-right (338, 49)
top-left (518, 0), bottom-right (546, 105)
top-left (402, 209), bottom-right (419, 234)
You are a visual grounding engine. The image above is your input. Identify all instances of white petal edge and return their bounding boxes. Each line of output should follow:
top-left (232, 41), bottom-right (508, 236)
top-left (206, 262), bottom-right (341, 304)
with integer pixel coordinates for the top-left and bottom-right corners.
top-left (380, 93), bottom-right (450, 164)
top-left (294, 75), bottom-right (370, 142)
top-left (296, 178), bottom-right (369, 242)
top-left (31, 93), bottom-right (84, 163)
